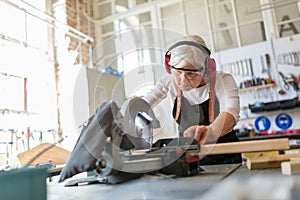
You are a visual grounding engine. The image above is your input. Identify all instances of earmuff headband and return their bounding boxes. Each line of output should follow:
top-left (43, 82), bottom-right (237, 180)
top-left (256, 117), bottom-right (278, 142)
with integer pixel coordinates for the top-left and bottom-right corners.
top-left (166, 41), bottom-right (211, 56)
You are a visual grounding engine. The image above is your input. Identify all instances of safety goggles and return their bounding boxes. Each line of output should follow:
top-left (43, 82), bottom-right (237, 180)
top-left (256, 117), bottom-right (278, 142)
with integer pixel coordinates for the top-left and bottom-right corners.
top-left (171, 66), bottom-right (204, 80)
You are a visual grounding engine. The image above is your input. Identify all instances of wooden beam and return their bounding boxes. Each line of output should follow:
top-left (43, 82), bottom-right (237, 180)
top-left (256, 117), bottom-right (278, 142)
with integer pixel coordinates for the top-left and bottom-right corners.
top-left (281, 158), bottom-right (300, 175)
top-left (246, 154), bottom-right (300, 170)
top-left (185, 138), bottom-right (290, 158)
top-left (199, 138), bottom-right (290, 156)
top-left (17, 143), bottom-right (70, 166)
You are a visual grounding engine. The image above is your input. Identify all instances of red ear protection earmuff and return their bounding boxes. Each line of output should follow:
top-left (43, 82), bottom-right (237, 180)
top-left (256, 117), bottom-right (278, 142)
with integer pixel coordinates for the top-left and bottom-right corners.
top-left (206, 58), bottom-right (216, 78)
top-left (164, 41), bottom-right (215, 77)
top-left (164, 52), bottom-right (172, 74)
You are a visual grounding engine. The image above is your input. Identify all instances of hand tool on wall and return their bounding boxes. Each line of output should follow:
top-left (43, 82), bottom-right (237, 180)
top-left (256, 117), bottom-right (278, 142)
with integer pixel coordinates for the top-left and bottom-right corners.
top-left (296, 51), bottom-right (300, 66)
top-left (239, 60), bottom-right (245, 76)
top-left (231, 62), bottom-right (236, 75)
top-left (290, 74), bottom-right (299, 91)
top-left (260, 55), bottom-right (267, 73)
top-left (279, 71), bottom-right (290, 91)
top-left (235, 61), bottom-right (241, 76)
top-left (285, 53), bottom-right (290, 65)
top-left (248, 58), bottom-right (260, 99)
top-left (234, 62), bottom-right (239, 75)
top-left (21, 131), bottom-right (25, 151)
top-left (292, 51), bottom-right (299, 66)
top-left (249, 58), bottom-right (255, 83)
top-left (278, 72), bottom-right (300, 92)
top-left (265, 53), bottom-right (278, 99)
top-left (278, 72), bottom-right (286, 95)
top-left (265, 53), bottom-right (271, 79)
top-left (229, 62), bottom-right (233, 75)
top-left (289, 52), bottom-right (294, 65)
top-left (244, 58), bottom-right (249, 76)
top-left (26, 127), bottom-right (31, 150)
top-left (279, 51), bottom-right (300, 66)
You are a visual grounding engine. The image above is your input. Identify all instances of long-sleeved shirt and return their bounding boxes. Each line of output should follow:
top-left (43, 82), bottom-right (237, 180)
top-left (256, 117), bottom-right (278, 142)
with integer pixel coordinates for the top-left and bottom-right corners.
top-left (143, 70), bottom-right (240, 123)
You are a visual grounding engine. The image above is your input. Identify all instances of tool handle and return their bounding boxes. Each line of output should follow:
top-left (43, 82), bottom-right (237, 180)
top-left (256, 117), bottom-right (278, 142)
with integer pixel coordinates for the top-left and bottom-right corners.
top-left (279, 71), bottom-right (290, 89)
top-left (265, 54), bottom-right (271, 77)
top-left (249, 58), bottom-right (254, 78)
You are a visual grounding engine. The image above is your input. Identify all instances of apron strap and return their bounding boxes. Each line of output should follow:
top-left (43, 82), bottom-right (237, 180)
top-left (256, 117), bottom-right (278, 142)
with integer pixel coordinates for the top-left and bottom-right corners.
top-left (209, 75), bottom-right (216, 123)
top-left (174, 87), bottom-right (181, 121)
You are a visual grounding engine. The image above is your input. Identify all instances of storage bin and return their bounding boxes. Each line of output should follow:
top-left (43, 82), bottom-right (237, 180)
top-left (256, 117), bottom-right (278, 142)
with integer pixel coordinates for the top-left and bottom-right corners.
top-left (249, 102), bottom-right (264, 113)
top-left (0, 167), bottom-right (47, 200)
top-left (264, 101), bottom-right (280, 111)
top-left (280, 98), bottom-right (297, 109)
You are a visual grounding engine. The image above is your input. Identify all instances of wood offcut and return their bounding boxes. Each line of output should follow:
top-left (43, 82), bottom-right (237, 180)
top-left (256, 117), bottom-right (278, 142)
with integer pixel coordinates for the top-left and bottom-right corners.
top-left (246, 154), bottom-right (300, 170)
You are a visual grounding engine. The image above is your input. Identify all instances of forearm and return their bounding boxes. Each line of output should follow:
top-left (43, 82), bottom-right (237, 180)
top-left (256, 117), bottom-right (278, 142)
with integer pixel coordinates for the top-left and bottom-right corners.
top-left (207, 112), bottom-right (237, 141)
top-left (143, 78), bottom-right (171, 107)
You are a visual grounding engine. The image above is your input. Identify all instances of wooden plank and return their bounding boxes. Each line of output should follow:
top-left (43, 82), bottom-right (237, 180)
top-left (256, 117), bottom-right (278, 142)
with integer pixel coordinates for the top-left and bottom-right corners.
top-left (242, 151), bottom-right (279, 159)
top-left (17, 143), bottom-right (70, 166)
top-left (281, 159), bottom-right (300, 175)
top-left (290, 158), bottom-right (300, 162)
top-left (48, 165), bottom-right (64, 174)
top-left (246, 154), bottom-right (300, 170)
top-left (238, 83), bottom-right (275, 93)
top-left (199, 138), bottom-right (290, 156)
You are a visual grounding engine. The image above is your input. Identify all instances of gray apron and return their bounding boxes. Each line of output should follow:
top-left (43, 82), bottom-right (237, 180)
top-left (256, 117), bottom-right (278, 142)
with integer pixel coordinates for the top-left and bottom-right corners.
top-left (173, 95), bottom-right (242, 165)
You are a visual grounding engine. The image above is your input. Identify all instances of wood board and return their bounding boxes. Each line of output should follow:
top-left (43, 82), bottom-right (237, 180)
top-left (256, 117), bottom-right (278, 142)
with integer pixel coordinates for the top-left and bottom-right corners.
top-left (199, 138), bottom-right (290, 156)
top-left (281, 158), bottom-right (300, 175)
top-left (17, 143), bottom-right (70, 166)
top-left (246, 154), bottom-right (300, 170)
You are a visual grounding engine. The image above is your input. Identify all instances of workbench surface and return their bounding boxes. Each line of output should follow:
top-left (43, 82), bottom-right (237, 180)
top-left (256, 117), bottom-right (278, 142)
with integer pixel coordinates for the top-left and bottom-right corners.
top-left (47, 163), bottom-right (300, 200)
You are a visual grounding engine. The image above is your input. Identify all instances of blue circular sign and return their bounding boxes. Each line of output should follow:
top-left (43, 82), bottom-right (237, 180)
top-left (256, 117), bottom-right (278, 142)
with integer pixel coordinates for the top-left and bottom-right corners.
top-left (275, 113), bottom-right (293, 130)
top-left (254, 116), bottom-right (271, 131)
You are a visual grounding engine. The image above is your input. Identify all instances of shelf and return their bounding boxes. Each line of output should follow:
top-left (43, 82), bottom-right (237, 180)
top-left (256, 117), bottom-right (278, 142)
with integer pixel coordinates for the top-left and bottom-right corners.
top-left (239, 103), bottom-right (300, 121)
top-left (238, 83), bottom-right (276, 93)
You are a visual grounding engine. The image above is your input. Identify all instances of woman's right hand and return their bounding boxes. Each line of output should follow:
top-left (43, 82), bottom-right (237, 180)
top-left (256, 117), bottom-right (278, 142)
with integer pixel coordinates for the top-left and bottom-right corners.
top-left (183, 125), bottom-right (210, 146)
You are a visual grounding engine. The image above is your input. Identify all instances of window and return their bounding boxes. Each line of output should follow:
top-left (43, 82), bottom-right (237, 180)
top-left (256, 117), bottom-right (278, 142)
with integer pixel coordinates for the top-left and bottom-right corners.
top-left (0, 2), bottom-right (26, 43)
top-left (160, 3), bottom-right (185, 35)
top-left (239, 22), bottom-right (266, 45)
top-left (0, 1), bottom-right (48, 51)
top-left (208, 1), bottom-right (238, 51)
top-left (235, 0), bottom-right (265, 45)
top-left (273, 0), bottom-right (300, 37)
top-left (116, 0), bottom-right (128, 9)
top-left (96, 1), bottom-right (112, 19)
top-left (0, 73), bottom-right (26, 112)
top-left (101, 23), bottom-right (114, 34)
top-left (94, 0), bottom-right (300, 54)
top-left (183, 0), bottom-right (212, 49)
top-left (136, 0), bottom-right (149, 6)
top-left (207, 0), bottom-right (265, 51)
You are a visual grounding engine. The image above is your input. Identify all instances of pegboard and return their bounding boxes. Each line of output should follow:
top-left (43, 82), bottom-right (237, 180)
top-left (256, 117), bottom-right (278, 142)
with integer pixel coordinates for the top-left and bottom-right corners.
top-left (212, 34), bottom-right (300, 131)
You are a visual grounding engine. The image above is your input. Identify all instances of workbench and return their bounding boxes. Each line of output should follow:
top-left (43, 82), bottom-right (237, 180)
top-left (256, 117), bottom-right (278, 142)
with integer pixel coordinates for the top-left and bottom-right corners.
top-left (47, 162), bottom-right (300, 200)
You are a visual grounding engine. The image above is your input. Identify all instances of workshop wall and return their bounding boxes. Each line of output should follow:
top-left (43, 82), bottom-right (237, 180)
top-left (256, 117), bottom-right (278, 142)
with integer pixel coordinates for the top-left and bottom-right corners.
top-left (0, 43), bottom-right (58, 131)
top-left (214, 34), bottom-right (300, 134)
